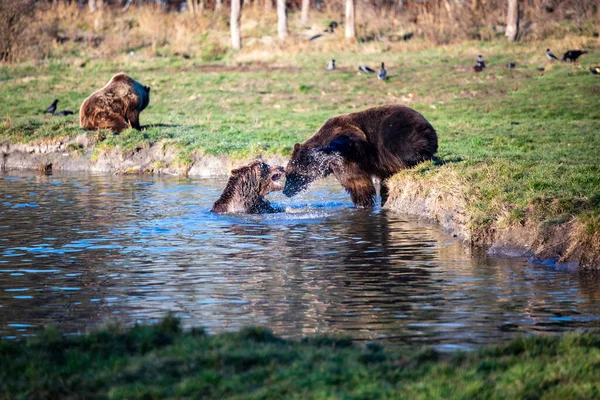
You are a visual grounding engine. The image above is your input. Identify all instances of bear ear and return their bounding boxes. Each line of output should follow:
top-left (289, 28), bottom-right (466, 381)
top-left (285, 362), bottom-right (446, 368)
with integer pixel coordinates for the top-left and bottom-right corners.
top-left (292, 143), bottom-right (301, 154)
top-left (144, 86), bottom-right (151, 93)
top-left (318, 135), bottom-right (354, 156)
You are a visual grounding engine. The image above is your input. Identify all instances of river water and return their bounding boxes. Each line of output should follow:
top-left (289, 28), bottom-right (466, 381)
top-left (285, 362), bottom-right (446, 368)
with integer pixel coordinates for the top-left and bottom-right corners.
top-left (1, 172), bottom-right (599, 350)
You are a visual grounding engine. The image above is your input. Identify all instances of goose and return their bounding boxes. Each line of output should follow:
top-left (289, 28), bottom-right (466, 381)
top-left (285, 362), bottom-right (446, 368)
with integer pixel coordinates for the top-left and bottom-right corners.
top-left (377, 62), bottom-right (387, 80)
top-left (44, 99), bottom-right (58, 115)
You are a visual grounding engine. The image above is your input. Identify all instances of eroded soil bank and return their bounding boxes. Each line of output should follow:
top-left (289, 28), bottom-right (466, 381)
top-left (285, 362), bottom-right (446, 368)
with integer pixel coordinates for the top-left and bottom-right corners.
top-left (2, 136), bottom-right (598, 270)
top-left (385, 169), bottom-right (600, 270)
top-left (0, 134), bottom-right (286, 177)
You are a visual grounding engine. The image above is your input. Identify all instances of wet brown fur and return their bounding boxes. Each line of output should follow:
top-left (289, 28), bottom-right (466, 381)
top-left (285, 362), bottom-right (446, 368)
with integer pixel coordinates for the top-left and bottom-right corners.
top-left (211, 161), bottom-right (285, 214)
top-left (79, 73), bottom-right (150, 133)
top-left (284, 104), bottom-right (438, 207)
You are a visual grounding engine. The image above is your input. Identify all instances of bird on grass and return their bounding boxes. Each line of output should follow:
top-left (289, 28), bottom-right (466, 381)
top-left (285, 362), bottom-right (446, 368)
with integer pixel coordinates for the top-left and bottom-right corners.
top-left (507, 62), bottom-right (516, 69)
top-left (56, 110), bottom-right (74, 116)
top-left (476, 55), bottom-right (486, 68)
top-left (378, 62), bottom-right (387, 80)
top-left (326, 59), bottom-right (335, 71)
top-left (358, 65), bottom-right (375, 74)
top-left (546, 48), bottom-right (558, 61)
top-left (44, 99), bottom-right (58, 115)
top-left (562, 50), bottom-right (587, 62)
top-left (590, 66), bottom-right (600, 75)
top-left (536, 67), bottom-right (545, 72)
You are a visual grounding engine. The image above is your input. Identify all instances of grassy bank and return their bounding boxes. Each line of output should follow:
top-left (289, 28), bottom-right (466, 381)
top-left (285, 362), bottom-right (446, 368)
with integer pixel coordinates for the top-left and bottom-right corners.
top-left (0, 317), bottom-right (599, 399)
top-left (1, 38), bottom-right (599, 266)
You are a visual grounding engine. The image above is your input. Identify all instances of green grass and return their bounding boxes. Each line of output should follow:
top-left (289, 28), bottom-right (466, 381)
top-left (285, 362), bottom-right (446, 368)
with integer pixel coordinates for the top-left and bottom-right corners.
top-left (1, 316), bottom-right (599, 399)
top-left (0, 40), bottom-right (599, 246)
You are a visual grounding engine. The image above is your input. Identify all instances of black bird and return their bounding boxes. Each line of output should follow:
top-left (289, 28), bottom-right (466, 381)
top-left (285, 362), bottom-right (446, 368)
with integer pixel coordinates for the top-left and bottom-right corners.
top-left (309, 34), bottom-right (324, 41)
top-left (507, 62), bottom-right (516, 68)
top-left (562, 50), bottom-right (587, 62)
top-left (536, 67), bottom-right (545, 72)
top-left (546, 48), bottom-right (558, 61)
top-left (590, 66), bottom-right (600, 75)
top-left (473, 64), bottom-right (484, 73)
top-left (476, 55), bottom-right (486, 68)
top-left (326, 59), bottom-right (335, 71)
top-left (377, 62), bottom-right (387, 80)
top-left (326, 21), bottom-right (339, 33)
top-left (358, 65), bottom-right (375, 74)
top-left (55, 110), bottom-right (74, 116)
top-left (44, 99), bottom-right (58, 115)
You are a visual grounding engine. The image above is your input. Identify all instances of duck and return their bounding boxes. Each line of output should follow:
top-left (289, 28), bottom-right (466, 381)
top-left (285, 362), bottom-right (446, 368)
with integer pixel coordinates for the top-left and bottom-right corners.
top-left (546, 48), bottom-right (558, 61)
top-left (44, 99), bottom-right (58, 115)
top-left (377, 62), bottom-right (387, 80)
top-left (358, 65), bottom-right (375, 74)
top-left (326, 59), bottom-right (335, 71)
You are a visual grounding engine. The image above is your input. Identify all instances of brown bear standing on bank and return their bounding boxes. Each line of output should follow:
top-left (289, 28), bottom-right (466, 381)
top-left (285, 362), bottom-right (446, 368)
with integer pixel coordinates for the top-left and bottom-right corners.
top-left (283, 104), bottom-right (437, 207)
top-left (79, 73), bottom-right (150, 133)
top-left (211, 161), bottom-right (285, 214)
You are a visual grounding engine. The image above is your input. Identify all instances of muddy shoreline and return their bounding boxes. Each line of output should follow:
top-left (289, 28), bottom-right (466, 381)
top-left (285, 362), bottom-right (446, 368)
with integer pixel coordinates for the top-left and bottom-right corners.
top-left (1, 136), bottom-right (597, 270)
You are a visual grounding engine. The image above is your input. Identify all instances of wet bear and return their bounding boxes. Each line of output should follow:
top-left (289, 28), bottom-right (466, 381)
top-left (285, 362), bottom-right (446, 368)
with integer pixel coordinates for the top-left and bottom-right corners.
top-left (283, 104), bottom-right (437, 207)
top-left (211, 161), bottom-right (285, 214)
top-left (79, 73), bottom-right (150, 133)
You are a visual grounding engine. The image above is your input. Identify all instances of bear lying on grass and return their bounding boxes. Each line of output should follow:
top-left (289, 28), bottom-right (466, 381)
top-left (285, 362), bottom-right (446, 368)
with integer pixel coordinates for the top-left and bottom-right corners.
top-left (80, 73), bottom-right (150, 133)
top-left (283, 104), bottom-right (438, 207)
top-left (211, 161), bottom-right (285, 214)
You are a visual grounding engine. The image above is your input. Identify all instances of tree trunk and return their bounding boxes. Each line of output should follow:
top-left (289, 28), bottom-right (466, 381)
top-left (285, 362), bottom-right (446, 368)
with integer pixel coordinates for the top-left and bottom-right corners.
top-left (215, 0), bottom-right (222, 13)
top-left (301, 0), bottom-right (310, 25)
top-left (187, 0), bottom-right (196, 15)
top-left (198, 0), bottom-right (204, 14)
top-left (265, 0), bottom-right (272, 13)
top-left (231, 0), bottom-right (242, 50)
top-left (277, 0), bottom-right (288, 39)
top-left (89, 0), bottom-right (97, 12)
top-left (506, 0), bottom-right (519, 41)
top-left (345, 0), bottom-right (356, 38)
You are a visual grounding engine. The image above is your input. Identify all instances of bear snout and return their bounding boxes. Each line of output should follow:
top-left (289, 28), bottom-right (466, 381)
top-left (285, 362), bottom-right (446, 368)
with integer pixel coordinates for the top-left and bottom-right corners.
top-left (282, 172), bottom-right (308, 197)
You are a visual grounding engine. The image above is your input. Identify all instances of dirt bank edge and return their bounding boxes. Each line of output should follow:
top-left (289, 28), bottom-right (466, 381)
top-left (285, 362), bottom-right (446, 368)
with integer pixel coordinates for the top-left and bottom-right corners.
top-left (2, 136), bottom-right (598, 270)
top-left (384, 168), bottom-right (600, 270)
top-left (0, 134), bottom-right (287, 177)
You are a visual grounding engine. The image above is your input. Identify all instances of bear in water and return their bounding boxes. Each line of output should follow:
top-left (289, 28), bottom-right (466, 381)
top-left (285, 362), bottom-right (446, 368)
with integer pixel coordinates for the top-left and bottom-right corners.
top-left (283, 104), bottom-right (437, 207)
top-left (211, 161), bottom-right (285, 214)
top-left (79, 73), bottom-right (150, 133)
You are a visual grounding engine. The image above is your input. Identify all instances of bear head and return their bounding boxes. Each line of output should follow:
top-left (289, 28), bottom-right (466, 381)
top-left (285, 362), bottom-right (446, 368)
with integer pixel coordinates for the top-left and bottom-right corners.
top-left (231, 161), bottom-right (285, 197)
top-left (283, 136), bottom-right (354, 197)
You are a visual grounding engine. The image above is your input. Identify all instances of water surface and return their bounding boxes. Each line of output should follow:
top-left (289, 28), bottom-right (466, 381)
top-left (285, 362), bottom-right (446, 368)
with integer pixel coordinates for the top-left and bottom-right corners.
top-left (1, 172), bottom-right (599, 350)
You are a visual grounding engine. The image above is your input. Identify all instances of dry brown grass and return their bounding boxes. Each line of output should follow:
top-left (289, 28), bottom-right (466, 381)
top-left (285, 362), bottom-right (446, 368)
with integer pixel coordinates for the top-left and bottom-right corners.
top-left (2, 0), bottom-right (598, 64)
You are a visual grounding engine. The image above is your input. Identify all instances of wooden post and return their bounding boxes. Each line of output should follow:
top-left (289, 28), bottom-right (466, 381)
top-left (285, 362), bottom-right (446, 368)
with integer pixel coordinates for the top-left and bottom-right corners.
top-left (231, 0), bottom-right (242, 49)
top-left (277, 0), bottom-right (288, 39)
top-left (301, 0), bottom-right (310, 25)
top-left (506, 0), bottom-right (519, 41)
top-left (345, 0), bottom-right (356, 38)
